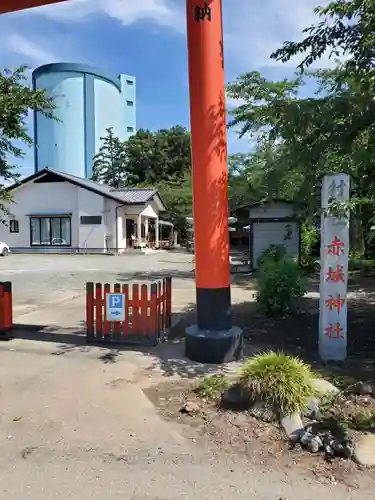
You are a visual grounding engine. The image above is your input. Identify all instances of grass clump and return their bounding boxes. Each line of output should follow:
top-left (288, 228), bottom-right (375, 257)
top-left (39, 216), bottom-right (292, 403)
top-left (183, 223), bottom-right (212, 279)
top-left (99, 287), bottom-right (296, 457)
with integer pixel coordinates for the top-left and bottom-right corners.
top-left (238, 351), bottom-right (316, 415)
top-left (347, 410), bottom-right (375, 431)
top-left (315, 371), bottom-right (357, 390)
top-left (195, 374), bottom-right (229, 399)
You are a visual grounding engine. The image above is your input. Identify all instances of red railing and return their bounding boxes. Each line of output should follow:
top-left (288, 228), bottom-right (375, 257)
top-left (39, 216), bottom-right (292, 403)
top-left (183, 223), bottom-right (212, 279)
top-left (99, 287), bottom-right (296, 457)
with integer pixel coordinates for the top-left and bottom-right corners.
top-left (86, 278), bottom-right (172, 345)
top-left (0, 281), bottom-right (13, 336)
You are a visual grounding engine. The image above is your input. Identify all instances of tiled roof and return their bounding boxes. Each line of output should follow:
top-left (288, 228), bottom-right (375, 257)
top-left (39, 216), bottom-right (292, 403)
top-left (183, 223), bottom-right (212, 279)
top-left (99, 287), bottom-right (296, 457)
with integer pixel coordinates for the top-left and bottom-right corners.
top-left (111, 187), bottom-right (157, 204)
top-left (45, 168), bottom-right (157, 205)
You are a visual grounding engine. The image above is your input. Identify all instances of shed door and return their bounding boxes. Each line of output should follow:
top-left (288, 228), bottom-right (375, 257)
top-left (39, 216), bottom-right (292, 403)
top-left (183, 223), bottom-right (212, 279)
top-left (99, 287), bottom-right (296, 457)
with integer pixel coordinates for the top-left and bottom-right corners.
top-left (252, 222), bottom-right (299, 267)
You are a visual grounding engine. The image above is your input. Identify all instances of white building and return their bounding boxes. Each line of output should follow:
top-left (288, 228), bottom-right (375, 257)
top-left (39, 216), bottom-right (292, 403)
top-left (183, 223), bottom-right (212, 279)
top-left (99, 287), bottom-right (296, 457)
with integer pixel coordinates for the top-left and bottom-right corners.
top-left (244, 201), bottom-right (300, 268)
top-left (1, 168), bottom-right (169, 253)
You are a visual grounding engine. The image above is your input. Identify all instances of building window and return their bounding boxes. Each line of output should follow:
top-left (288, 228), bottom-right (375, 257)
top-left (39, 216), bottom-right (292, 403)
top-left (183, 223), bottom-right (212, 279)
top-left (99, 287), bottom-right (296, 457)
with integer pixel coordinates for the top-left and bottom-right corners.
top-left (9, 220), bottom-right (19, 233)
top-left (30, 217), bottom-right (71, 246)
top-left (80, 215), bottom-right (102, 225)
top-left (127, 126), bottom-right (134, 133)
top-left (126, 100), bottom-right (134, 106)
top-left (126, 79), bottom-right (133, 85)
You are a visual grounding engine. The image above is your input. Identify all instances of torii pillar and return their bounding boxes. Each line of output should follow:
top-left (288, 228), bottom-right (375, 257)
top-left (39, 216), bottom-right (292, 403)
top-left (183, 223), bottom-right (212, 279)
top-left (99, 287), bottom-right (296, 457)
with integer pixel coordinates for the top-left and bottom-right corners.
top-left (185, 0), bottom-right (243, 363)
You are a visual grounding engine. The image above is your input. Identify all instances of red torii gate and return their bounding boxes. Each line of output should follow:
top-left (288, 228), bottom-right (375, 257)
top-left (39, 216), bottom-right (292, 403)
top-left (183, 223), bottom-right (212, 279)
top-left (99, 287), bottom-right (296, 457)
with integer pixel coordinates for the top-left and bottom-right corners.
top-left (0, 0), bottom-right (66, 14)
top-left (0, 0), bottom-right (242, 363)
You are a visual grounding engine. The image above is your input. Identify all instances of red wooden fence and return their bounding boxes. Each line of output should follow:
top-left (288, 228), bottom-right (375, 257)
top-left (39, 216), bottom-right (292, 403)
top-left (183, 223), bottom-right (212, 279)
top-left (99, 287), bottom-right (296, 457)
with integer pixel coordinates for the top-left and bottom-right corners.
top-left (86, 278), bottom-right (172, 345)
top-left (0, 281), bottom-right (13, 336)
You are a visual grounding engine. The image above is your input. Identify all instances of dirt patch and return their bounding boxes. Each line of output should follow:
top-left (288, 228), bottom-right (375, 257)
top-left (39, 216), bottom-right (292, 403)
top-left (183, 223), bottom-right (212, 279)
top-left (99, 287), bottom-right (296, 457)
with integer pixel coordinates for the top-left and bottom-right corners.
top-left (158, 275), bottom-right (375, 485)
top-left (144, 379), bottom-right (375, 488)
top-left (325, 388), bottom-right (375, 430)
top-left (170, 275), bottom-right (375, 385)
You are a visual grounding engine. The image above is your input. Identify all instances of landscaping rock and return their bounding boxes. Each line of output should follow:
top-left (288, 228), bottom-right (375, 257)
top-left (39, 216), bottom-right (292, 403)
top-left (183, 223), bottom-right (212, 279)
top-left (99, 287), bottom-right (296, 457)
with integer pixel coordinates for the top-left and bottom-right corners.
top-left (331, 439), bottom-right (353, 459)
top-left (304, 397), bottom-right (321, 421)
top-left (299, 421), bottom-right (353, 459)
top-left (354, 433), bottom-right (375, 466)
top-left (352, 381), bottom-right (374, 396)
top-left (311, 378), bottom-right (339, 396)
top-left (300, 429), bottom-right (313, 445)
top-left (179, 401), bottom-right (199, 414)
top-left (281, 413), bottom-right (304, 441)
top-left (307, 435), bottom-right (323, 453)
top-left (221, 384), bottom-right (252, 411)
top-left (300, 429), bottom-right (323, 452)
top-left (248, 400), bottom-right (278, 423)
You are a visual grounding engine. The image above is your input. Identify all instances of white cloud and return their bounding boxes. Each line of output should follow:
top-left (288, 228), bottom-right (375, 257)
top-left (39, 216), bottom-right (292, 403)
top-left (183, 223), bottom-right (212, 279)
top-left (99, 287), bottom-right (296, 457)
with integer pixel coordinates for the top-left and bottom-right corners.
top-left (4, 0), bottom-right (338, 73)
top-left (4, 34), bottom-right (61, 66)
top-left (223, 0), bottom-right (337, 73)
top-left (26, 0), bottom-right (185, 31)
top-left (0, 28), bottom-right (88, 69)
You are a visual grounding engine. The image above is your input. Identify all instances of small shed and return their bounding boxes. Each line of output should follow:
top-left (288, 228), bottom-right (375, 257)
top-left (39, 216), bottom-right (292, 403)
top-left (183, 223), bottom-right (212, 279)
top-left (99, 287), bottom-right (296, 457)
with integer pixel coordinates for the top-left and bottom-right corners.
top-left (246, 201), bottom-right (300, 269)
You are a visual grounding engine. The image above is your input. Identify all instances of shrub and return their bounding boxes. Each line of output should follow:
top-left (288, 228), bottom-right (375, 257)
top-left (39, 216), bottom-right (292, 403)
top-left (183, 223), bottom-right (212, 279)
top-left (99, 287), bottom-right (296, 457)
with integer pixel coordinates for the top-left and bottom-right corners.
top-left (239, 351), bottom-right (316, 415)
top-left (195, 374), bottom-right (229, 399)
top-left (348, 257), bottom-right (375, 277)
top-left (300, 224), bottom-right (320, 274)
top-left (300, 255), bottom-right (320, 274)
top-left (257, 244), bottom-right (286, 268)
top-left (300, 223), bottom-right (319, 258)
top-left (256, 258), bottom-right (308, 315)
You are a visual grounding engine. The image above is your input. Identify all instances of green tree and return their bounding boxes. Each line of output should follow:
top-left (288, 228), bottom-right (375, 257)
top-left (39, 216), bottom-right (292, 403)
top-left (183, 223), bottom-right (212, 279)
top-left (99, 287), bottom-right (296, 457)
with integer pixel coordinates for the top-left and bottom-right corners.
top-left (92, 127), bottom-right (129, 187)
top-left (226, 0), bottom-right (375, 252)
top-left (123, 129), bottom-right (155, 185)
top-left (0, 66), bottom-right (55, 214)
top-left (133, 171), bottom-right (193, 239)
top-left (271, 0), bottom-right (375, 76)
top-left (125, 126), bottom-right (191, 184)
top-left (227, 69), bottom-right (375, 242)
top-left (227, 154), bottom-right (253, 211)
top-left (157, 171), bottom-right (193, 238)
top-left (268, 0), bottom-right (375, 254)
top-left (226, 72), bottom-right (309, 205)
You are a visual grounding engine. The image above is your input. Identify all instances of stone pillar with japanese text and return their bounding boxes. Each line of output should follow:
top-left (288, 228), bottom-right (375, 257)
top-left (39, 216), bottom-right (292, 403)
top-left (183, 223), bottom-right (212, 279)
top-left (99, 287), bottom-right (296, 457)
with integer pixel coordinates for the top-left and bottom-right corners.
top-left (319, 174), bottom-right (350, 361)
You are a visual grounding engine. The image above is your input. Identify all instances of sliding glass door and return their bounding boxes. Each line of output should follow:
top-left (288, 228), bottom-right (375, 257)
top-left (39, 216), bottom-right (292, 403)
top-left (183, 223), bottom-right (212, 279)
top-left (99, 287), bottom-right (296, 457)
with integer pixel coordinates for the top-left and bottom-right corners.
top-left (30, 216), bottom-right (71, 246)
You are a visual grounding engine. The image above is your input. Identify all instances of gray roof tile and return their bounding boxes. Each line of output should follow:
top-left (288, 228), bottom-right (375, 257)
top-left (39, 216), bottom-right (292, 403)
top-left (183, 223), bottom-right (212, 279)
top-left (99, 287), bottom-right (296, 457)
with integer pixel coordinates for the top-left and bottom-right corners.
top-left (46, 168), bottom-right (157, 205)
top-left (111, 188), bottom-right (156, 204)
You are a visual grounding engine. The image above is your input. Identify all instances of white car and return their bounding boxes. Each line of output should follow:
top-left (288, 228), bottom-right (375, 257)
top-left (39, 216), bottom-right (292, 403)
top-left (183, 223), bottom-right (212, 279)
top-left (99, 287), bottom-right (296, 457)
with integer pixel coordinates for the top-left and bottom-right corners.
top-left (0, 242), bottom-right (10, 256)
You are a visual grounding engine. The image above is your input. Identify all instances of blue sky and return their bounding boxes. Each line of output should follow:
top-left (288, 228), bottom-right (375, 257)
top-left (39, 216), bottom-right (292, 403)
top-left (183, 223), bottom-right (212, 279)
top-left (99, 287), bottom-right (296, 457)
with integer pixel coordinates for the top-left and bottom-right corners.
top-left (0, 0), bottom-right (334, 178)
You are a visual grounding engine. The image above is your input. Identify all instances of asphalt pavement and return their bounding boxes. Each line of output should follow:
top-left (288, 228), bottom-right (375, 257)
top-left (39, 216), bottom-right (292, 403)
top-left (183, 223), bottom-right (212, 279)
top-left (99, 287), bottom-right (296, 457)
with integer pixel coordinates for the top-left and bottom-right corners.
top-left (0, 336), bottom-right (371, 500)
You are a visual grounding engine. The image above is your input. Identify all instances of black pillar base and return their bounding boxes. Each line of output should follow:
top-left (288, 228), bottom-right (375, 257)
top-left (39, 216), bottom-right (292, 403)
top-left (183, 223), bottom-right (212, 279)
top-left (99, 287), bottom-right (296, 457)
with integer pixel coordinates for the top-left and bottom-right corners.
top-left (196, 286), bottom-right (231, 331)
top-left (185, 325), bottom-right (243, 364)
top-left (0, 330), bottom-right (12, 341)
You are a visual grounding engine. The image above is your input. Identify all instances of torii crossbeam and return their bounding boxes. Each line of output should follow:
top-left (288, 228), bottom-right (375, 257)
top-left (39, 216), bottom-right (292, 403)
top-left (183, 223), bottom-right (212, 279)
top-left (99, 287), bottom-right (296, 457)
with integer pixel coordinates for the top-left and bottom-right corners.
top-left (0, 0), bottom-right (66, 14)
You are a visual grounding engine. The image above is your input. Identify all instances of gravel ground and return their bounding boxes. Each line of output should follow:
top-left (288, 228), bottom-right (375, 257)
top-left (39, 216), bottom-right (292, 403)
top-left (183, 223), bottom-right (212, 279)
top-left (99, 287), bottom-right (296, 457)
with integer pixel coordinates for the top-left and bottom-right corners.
top-left (0, 253), bottom-right (195, 312)
top-left (1, 257), bottom-right (375, 498)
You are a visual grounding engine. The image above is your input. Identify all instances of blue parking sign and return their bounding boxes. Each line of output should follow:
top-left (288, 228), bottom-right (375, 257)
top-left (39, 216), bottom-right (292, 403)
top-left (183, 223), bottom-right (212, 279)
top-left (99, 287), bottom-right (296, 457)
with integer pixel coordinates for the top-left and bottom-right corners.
top-left (109, 294), bottom-right (123, 309)
top-left (106, 293), bottom-right (125, 322)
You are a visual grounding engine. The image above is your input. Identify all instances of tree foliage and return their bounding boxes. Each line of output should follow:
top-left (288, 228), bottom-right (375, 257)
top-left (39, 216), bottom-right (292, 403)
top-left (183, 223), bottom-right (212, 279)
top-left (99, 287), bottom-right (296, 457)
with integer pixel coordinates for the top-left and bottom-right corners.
top-left (226, 0), bottom-right (375, 253)
top-left (125, 125), bottom-right (191, 184)
top-left (92, 126), bottom-right (192, 186)
top-left (156, 171), bottom-right (193, 238)
top-left (92, 127), bottom-right (129, 187)
top-left (0, 66), bottom-right (55, 215)
top-left (91, 125), bottom-right (193, 233)
top-left (271, 0), bottom-right (375, 76)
